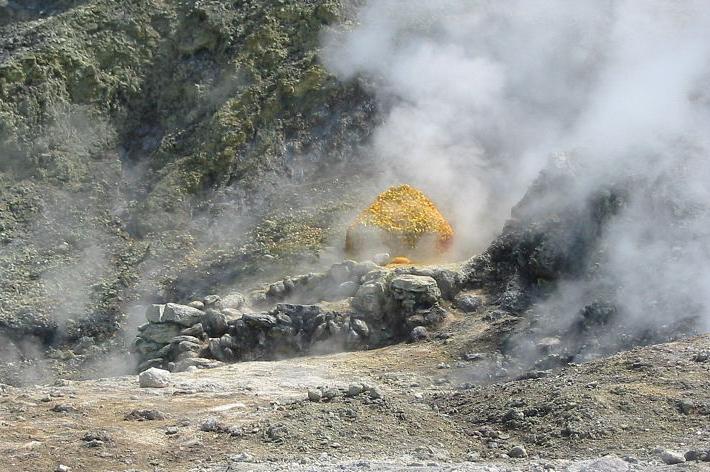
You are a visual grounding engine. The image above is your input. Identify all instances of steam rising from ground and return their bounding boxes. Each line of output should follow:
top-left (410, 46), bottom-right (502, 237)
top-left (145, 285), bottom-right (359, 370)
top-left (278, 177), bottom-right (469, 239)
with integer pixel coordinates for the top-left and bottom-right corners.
top-left (323, 1), bottom-right (710, 343)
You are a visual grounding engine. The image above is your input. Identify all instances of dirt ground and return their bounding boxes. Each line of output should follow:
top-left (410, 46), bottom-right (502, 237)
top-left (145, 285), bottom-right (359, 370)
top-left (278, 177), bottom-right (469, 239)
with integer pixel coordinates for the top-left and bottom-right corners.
top-left (1, 294), bottom-right (709, 472)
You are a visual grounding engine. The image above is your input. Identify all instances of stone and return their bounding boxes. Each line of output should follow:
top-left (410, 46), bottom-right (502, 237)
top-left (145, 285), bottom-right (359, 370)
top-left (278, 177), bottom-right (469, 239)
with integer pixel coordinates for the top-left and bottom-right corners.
top-left (203, 295), bottom-right (221, 306)
top-left (307, 389), bottom-right (323, 402)
top-left (162, 303), bottom-right (205, 327)
top-left (124, 409), bottom-right (167, 421)
top-left (410, 326), bottom-right (429, 341)
top-left (346, 383), bottom-right (364, 397)
top-left (267, 281), bottom-right (286, 300)
top-left (137, 323), bottom-right (183, 344)
top-left (138, 367), bottom-right (171, 388)
top-left (221, 293), bottom-right (246, 310)
top-left (503, 409), bottom-right (525, 422)
top-left (180, 323), bottom-right (205, 337)
top-left (351, 319), bottom-right (370, 337)
top-left (390, 275), bottom-right (441, 308)
top-left (55, 466), bottom-right (71, 472)
top-left (201, 417), bottom-right (227, 432)
top-left (202, 309), bottom-right (228, 337)
top-left (410, 268), bottom-right (461, 299)
top-left (352, 281), bottom-right (387, 314)
top-left (508, 445), bottom-right (528, 458)
top-left (660, 450), bottom-right (686, 465)
top-left (243, 313), bottom-right (278, 329)
top-left (187, 300), bottom-right (205, 310)
top-left (454, 294), bottom-right (483, 312)
top-left (145, 304), bottom-right (165, 323)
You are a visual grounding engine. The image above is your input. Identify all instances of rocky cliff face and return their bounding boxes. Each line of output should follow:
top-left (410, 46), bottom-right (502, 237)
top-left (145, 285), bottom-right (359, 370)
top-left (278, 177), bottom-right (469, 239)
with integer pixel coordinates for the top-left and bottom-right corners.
top-left (0, 0), bottom-right (378, 371)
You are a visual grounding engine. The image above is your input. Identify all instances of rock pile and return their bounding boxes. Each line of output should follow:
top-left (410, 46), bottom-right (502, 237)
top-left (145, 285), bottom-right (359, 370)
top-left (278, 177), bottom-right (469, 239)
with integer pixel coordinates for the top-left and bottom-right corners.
top-left (133, 261), bottom-right (462, 372)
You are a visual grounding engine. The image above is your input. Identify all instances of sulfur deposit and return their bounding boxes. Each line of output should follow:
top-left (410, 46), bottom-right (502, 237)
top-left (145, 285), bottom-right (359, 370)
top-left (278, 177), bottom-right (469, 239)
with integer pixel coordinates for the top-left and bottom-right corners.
top-left (346, 185), bottom-right (454, 261)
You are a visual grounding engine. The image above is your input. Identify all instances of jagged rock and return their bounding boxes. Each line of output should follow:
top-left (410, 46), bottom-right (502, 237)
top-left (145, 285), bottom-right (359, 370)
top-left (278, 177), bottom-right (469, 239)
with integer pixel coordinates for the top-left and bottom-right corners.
top-left (132, 337), bottom-right (163, 355)
top-left (242, 313), bottom-right (278, 329)
top-left (352, 261), bottom-right (380, 278)
top-left (351, 319), bottom-right (370, 337)
top-left (180, 323), bottom-right (205, 337)
top-left (138, 323), bottom-right (182, 344)
top-left (162, 303), bottom-right (205, 327)
top-left (145, 304), bottom-right (165, 323)
top-left (138, 368), bottom-right (171, 388)
top-left (202, 309), bottom-right (228, 337)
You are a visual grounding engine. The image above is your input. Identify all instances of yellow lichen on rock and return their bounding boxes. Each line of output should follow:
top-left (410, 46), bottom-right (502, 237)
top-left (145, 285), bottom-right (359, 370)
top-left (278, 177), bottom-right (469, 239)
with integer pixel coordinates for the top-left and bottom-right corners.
top-left (346, 185), bottom-right (453, 259)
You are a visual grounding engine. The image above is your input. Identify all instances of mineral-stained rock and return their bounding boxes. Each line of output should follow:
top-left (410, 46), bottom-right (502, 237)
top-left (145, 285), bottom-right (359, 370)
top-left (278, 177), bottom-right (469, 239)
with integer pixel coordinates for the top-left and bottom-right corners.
top-left (162, 303), bottom-right (205, 327)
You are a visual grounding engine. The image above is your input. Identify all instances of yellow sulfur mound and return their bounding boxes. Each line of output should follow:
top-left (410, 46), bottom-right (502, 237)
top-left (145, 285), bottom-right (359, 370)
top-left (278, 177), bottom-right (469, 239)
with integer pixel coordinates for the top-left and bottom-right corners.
top-left (346, 185), bottom-right (453, 260)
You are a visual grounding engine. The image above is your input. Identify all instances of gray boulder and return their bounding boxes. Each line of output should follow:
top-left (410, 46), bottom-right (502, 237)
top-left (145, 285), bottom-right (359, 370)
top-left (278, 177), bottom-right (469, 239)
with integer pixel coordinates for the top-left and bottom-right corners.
top-left (243, 313), bottom-right (278, 330)
top-left (162, 303), bottom-right (205, 327)
top-left (352, 281), bottom-right (387, 315)
top-left (138, 367), bottom-right (171, 388)
top-left (138, 323), bottom-right (182, 344)
top-left (145, 304), bottom-right (165, 323)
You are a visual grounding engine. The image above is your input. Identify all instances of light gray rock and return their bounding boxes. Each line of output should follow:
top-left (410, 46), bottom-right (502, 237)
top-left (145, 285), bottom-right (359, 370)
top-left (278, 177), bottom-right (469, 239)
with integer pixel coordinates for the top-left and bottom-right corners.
top-left (162, 303), bottom-right (205, 327)
top-left (145, 304), bottom-right (165, 323)
top-left (221, 293), bottom-right (246, 310)
top-left (660, 450), bottom-right (686, 465)
top-left (307, 388), bottom-right (323, 402)
top-left (390, 275), bottom-right (441, 300)
top-left (187, 300), bottom-right (205, 310)
top-left (138, 367), bottom-right (171, 388)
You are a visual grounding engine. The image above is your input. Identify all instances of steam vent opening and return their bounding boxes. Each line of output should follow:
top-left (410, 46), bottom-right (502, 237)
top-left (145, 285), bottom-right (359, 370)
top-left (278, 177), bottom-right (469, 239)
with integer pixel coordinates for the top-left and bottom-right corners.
top-left (345, 184), bottom-right (454, 263)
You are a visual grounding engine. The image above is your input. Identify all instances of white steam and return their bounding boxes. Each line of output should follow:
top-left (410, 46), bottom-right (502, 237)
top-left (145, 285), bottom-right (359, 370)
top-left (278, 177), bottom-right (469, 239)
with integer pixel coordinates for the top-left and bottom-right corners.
top-left (323, 1), bottom-right (710, 336)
